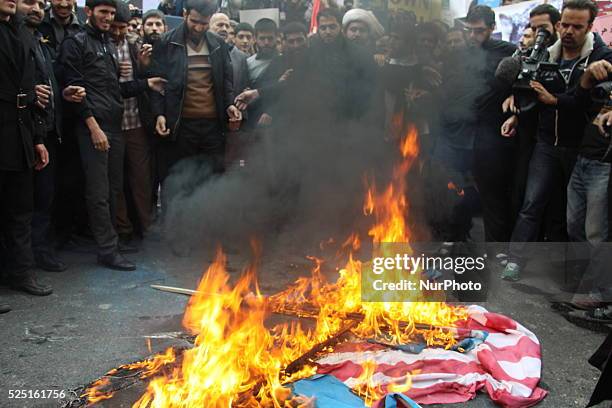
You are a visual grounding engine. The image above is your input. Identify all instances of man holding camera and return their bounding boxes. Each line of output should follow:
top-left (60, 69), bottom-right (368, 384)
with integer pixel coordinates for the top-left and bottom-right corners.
top-left (502, 0), bottom-right (612, 281)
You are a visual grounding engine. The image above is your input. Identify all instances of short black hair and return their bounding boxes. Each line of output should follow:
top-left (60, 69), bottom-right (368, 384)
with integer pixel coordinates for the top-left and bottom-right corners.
top-left (417, 22), bottom-right (443, 46)
top-left (562, 0), bottom-right (598, 24)
top-left (86, 0), bottom-right (116, 10)
top-left (113, 0), bottom-right (131, 23)
top-left (282, 22), bottom-right (307, 37)
top-left (254, 18), bottom-right (277, 35)
top-left (143, 9), bottom-right (166, 26)
top-left (316, 8), bottom-right (342, 26)
top-left (235, 22), bottom-right (254, 35)
top-left (529, 4), bottom-right (561, 25)
top-left (466, 5), bottom-right (496, 28)
top-left (184, 0), bottom-right (216, 17)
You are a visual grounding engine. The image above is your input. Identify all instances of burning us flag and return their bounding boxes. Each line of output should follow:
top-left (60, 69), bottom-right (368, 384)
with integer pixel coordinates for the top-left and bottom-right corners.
top-left (315, 305), bottom-right (547, 407)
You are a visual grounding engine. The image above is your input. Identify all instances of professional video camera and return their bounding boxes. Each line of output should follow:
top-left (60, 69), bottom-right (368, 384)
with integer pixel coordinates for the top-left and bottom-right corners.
top-left (512, 29), bottom-right (559, 112)
top-left (591, 81), bottom-right (612, 105)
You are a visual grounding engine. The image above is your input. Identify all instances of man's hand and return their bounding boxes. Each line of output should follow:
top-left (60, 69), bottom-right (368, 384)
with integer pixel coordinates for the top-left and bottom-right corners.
top-left (138, 43), bottom-right (153, 68)
top-left (373, 54), bottom-right (387, 67)
top-left (147, 77), bottom-right (167, 94)
top-left (278, 68), bottom-right (293, 83)
top-left (530, 81), bottom-right (557, 105)
top-left (227, 105), bottom-right (242, 122)
top-left (422, 66), bottom-right (442, 88)
top-left (90, 127), bottom-right (110, 151)
top-left (155, 115), bottom-right (170, 137)
top-left (581, 60), bottom-right (612, 89)
top-left (34, 144), bottom-right (49, 170)
top-left (234, 89), bottom-right (259, 110)
top-left (596, 110), bottom-right (612, 136)
top-left (501, 115), bottom-right (518, 138)
top-left (257, 113), bottom-right (272, 127)
top-left (62, 85), bottom-right (86, 103)
top-left (35, 84), bottom-right (52, 109)
top-left (502, 94), bottom-right (518, 114)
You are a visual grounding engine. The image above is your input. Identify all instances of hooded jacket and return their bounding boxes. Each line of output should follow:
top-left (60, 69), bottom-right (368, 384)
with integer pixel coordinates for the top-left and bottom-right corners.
top-left (536, 32), bottom-right (612, 147)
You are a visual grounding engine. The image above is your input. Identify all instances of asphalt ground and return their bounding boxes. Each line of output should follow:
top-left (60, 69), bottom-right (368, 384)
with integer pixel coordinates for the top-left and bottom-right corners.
top-left (0, 228), bottom-right (609, 408)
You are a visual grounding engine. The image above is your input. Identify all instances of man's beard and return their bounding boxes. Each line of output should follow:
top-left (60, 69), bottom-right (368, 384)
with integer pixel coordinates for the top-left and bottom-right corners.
top-left (188, 31), bottom-right (205, 44)
top-left (144, 32), bottom-right (161, 43)
top-left (24, 13), bottom-right (42, 28)
top-left (258, 46), bottom-right (275, 58)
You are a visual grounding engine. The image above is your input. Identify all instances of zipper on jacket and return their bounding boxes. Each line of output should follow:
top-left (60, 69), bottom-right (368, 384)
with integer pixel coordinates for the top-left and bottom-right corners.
top-left (554, 110), bottom-right (559, 146)
top-left (171, 41), bottom-right (187, 136)
top-left (555, 56), bottom-right (588, 147)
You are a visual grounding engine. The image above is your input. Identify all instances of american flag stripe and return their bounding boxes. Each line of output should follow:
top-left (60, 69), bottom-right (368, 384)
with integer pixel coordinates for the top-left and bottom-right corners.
top-left (315, 306), bottom-right (547, 407)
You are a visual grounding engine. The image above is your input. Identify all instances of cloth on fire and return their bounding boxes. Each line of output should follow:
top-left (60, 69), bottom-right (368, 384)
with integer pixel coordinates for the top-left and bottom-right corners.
top-left (311, 305), bottom-right (546, 407)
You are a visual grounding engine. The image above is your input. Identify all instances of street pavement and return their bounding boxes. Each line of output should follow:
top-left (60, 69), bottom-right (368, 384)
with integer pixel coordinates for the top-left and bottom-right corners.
top-left (0, 229), bottom-right (608, 408)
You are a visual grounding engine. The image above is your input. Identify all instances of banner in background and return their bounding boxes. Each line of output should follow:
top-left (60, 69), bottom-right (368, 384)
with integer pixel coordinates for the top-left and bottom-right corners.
top-left (239, 8), bottom-right (280, 27)
top-left (387, 0), bottom-right (442, 23)
top-left (596, 0), bottom-right (612, 15)
top-left (593, 13), bottom-right (612, 48)
top-left (492, 0), bottom-right (561, 44)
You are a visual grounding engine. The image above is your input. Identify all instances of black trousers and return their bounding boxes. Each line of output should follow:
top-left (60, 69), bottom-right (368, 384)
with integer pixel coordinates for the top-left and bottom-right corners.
top-left (32, 134), bottom-right (58, 256)
top-left (158, 118), bottom-right (224, 210)
top-left (76, 124), bottom-right (124, 256)
top-left (157, 117), bottom-right (224, 183)
top-left (54, 122), bottom-right (88, 243)
top-left (0, 168), bottom-right (35, 278)
top-left (473, 144), bottom-right (517, 243)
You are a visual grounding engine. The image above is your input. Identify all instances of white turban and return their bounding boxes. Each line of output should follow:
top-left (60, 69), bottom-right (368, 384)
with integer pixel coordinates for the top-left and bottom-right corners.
top-left (342, 8), bottom-right (385, 39)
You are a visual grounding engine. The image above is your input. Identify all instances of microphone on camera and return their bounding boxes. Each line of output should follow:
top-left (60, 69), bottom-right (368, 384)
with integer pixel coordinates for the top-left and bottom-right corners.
top-left (495, 56), bottom-right (523, 87)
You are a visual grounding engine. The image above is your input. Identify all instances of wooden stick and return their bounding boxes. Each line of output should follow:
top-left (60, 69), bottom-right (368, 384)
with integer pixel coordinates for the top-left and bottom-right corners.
top-left (283, 320), bottom-right (359, 375)
top-left (150, 284), bottom-right (198, 296)
top-left (149, 285), bottom-right (474, 339)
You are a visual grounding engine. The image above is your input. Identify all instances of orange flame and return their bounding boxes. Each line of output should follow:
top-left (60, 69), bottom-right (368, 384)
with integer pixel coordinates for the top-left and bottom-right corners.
top-left (84, 123), bottom-right (466, 407)
top-left (352, 360), bottom-right (413, 407)
top-left (447, 182), bottom-right (465, 197)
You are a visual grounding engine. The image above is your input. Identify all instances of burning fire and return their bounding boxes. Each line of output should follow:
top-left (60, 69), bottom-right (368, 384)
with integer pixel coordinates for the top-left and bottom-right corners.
top-left (83, 125), bottom-right (466, 407)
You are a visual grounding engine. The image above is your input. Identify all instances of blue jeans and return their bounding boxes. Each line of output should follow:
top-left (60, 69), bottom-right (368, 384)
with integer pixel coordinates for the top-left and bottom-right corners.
top-left (567, 155), bottom-right (610, 244)
top-left (509, 142), bottom-right (577, 263)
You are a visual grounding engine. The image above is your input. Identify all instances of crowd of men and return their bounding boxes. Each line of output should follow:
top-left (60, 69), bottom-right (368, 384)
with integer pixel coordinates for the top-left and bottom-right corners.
top-left (1, 0), bottom-right (611, 319)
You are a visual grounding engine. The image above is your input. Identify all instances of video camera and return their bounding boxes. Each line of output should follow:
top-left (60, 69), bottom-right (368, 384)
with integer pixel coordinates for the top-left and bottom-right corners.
top-left (591, 81), bottom-right (612, 105)
top-left (513, 29), bottom-right (559, 112)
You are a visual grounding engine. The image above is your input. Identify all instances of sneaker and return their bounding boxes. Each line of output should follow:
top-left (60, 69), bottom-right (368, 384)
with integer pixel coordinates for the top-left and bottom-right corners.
top-left (496, 253), bottom-right (508, 267)
top-left (501, 262), bottom-right (521, 281)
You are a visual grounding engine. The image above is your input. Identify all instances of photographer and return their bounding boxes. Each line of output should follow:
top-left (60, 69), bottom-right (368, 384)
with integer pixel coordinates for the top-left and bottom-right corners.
top-left (501, 5), bottom-right (560, 236)
top-left (501, 0), bottom-right (612, 282)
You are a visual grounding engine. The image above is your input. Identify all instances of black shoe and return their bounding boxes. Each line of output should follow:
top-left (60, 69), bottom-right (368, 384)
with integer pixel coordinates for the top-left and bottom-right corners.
top-left (10, 275), bottom-right (53, 296)
top-left (35, 252), bottom-right (68, 272)
top-left (118, 241), bottom-right (139, 254)
top-left (0, 299), bottom-right (10, 314)
top-left (97, 252), bottom-right (136, 271)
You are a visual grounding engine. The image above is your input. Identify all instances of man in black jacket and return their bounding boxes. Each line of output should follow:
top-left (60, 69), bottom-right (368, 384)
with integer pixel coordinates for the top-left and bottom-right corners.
top-left (502, 0), bottom-right (612, 281)
top-left (18, 0), bottom-right (85, 273)
top-left (58, 0), bottom-right (165, 271)
top-left (151, 0), bottom-right (241, 185)
top-left (37, 0), bottom-right (81, 57)
top-left (437, 5), bottom-right (516, 247)
top-left (0, 0), bottom-right (53, 310)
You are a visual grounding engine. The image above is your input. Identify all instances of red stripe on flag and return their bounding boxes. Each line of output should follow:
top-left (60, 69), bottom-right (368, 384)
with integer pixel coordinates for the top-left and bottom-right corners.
top-left (309, 0), bottom-right (321, 33)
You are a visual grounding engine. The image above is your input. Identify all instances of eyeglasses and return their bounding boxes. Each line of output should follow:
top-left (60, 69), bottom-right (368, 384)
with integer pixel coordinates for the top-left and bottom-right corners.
top-left (463, 27), bottom-right (488, 34)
